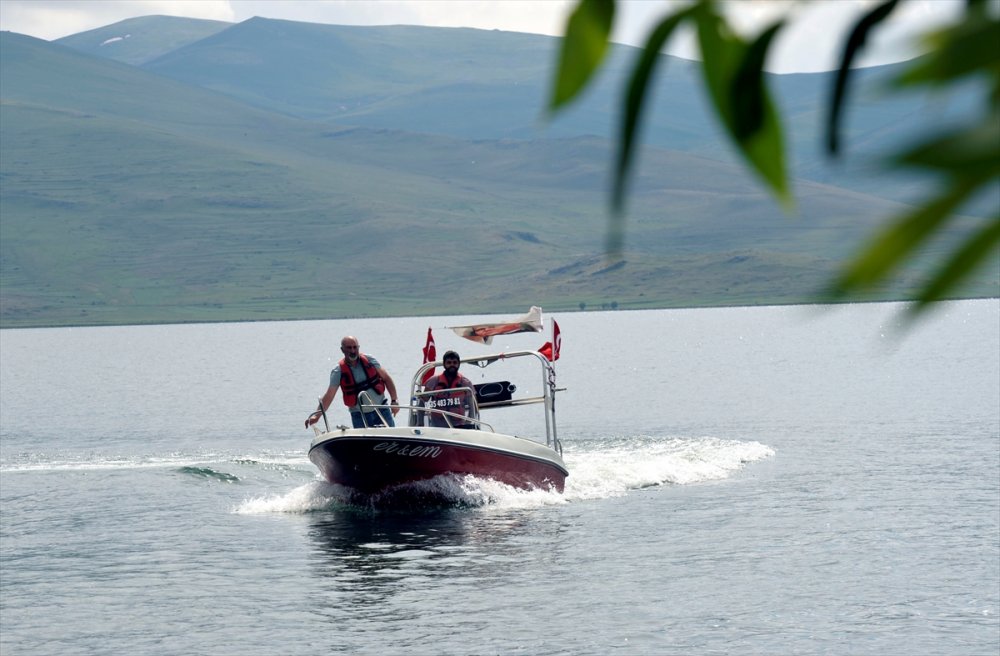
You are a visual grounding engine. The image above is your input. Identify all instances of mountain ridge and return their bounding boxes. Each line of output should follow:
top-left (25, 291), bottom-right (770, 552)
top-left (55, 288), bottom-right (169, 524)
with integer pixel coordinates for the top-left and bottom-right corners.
top-left (2, 18), bottom-right (996, 328)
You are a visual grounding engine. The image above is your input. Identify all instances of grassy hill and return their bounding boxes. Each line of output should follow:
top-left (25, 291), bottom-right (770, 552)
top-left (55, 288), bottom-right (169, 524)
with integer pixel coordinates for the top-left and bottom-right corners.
top-left (1, 24), bottom-right (996, 329)
top-left (54, 15), bottom-right (232, 65)
top-left (129, 17), bottom-right (987, 209)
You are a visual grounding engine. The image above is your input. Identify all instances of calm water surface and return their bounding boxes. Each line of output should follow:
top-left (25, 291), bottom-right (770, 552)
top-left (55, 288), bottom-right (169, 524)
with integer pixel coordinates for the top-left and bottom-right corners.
top-left (1, 300), bottom-right (998, 655)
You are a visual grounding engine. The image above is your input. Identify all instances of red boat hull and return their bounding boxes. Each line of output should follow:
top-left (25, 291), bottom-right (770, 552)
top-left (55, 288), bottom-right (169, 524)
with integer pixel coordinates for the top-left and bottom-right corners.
top-left (309, 431), bottom-right (567, 494)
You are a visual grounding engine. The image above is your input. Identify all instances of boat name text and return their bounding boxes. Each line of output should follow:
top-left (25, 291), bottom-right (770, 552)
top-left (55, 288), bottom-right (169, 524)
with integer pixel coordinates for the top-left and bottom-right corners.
top-left (374, 441), bottom-right (442, 458)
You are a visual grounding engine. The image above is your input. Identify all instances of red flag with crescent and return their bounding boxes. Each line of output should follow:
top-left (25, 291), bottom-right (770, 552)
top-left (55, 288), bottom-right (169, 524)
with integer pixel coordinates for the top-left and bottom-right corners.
top-left (538, 320), bottom-right (561, 362)
top-left (421, 327), bottom-right (436, 383)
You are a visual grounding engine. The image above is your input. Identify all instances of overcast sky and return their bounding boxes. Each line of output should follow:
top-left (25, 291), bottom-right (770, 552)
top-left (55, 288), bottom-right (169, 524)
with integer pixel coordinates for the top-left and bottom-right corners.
top-left (0, 0), bottom-right (972, 73)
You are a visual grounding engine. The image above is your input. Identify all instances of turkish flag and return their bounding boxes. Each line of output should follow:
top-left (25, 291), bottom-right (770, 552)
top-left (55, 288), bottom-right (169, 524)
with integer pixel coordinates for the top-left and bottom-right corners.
top-left (538, 320), bottom-right (561, 361)
top-left (421, 327), bottom-right (436, 383)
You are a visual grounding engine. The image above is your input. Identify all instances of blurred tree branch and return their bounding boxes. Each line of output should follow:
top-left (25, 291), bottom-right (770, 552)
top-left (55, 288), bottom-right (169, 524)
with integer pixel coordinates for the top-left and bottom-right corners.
top-left (549, 0), bottom-right (999, 316)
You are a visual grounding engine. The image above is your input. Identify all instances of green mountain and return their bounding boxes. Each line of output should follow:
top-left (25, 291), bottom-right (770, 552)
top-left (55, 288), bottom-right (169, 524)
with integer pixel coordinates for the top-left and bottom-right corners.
top-left (1, 23), bottom-right (996, 329)
top-left (132, 17), bottom-right (984, 208)
top-left (54, 15), bottom-right (232, 65)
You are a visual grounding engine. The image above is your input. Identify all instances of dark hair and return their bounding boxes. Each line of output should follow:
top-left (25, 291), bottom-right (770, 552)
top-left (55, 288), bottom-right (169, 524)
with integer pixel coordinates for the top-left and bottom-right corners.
top-left (443, 350), bottom-right (460, 362)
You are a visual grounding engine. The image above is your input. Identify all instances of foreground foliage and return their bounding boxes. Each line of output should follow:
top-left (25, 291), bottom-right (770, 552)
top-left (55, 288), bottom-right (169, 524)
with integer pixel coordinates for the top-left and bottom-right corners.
top-left (550, 0), bottom-right (1000, 315)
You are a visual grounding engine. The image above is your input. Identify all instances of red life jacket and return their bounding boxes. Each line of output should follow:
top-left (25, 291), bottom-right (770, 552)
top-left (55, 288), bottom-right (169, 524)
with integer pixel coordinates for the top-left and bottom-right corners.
top-left (426, 373), bottom-right (472, 425)
top-left (338, 355), bottom-right (385, 407)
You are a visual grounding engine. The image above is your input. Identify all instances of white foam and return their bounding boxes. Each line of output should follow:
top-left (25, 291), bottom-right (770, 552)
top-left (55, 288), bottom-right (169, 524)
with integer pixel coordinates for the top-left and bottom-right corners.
top-left (563, 436), bottom-right (774, 501)
top-left (234, 480), bottom-right (346, 514)
top-left (231, 475), bottom-right (566, 513)
top-left (233, 436), bottom-right (773, 513)
top-left (0, 451), bottom-right (309, 473)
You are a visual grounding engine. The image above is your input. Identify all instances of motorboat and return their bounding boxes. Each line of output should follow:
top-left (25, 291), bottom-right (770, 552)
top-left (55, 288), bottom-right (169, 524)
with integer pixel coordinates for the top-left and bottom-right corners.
top-left (308, 343), bottom-right (568, 495)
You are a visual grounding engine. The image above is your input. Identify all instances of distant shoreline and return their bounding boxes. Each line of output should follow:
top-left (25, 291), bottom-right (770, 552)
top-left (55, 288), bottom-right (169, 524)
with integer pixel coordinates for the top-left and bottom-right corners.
top-left (3, 295), bottom-right (996, 331)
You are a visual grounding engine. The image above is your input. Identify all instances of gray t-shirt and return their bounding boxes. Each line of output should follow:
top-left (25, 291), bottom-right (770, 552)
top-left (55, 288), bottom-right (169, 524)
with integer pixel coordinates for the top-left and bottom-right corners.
top-left (330, 354), bottom-right (385, 412)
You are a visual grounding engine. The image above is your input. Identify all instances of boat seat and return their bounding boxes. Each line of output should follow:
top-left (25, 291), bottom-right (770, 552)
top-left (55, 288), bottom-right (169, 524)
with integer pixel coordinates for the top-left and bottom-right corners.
top-left (474, 381), bottom-right (515, 406)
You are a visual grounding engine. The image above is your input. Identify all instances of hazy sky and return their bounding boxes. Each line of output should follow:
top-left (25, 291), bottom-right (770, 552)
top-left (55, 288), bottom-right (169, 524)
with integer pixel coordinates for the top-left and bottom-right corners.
top-left (0, 0), bottom-right (971, 73)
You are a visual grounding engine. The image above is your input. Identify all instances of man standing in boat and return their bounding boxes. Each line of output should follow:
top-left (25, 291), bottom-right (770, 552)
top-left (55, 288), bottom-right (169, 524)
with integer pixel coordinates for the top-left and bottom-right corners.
top-left (305, 336), bottom-right (400, 429)
top-left (422, 350), bottom-right (478, 429)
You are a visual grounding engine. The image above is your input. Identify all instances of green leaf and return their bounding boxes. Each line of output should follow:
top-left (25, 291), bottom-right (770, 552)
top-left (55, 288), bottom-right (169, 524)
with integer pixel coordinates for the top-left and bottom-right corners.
top-left (896, 13), bottom-right (1000, 87)
top-left (827, 0), bottom-right (900, 156)
top-left (827, 180), bottom-right (979, 297)
top-left (893, 112), bottom-right (1000, 176)
top-left (743, 99), bottom-right (792, 209)
top-left (549, 0), bottom-right (616, 111)
top-left (731, 20), bottom-right (784, 142)
top-left (692, 3), bottom-right (741, 129)
top-left (693, 4), bottom-right (791, 207)
top-left (612, 9), bottom-right (691, 215)
top-left (910, 216), bottom-right (1000, 313)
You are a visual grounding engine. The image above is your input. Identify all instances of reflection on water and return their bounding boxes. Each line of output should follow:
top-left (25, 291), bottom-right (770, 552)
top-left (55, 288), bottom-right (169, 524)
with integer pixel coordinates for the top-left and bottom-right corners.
top-left (306, 506), bottom-right (537, 610)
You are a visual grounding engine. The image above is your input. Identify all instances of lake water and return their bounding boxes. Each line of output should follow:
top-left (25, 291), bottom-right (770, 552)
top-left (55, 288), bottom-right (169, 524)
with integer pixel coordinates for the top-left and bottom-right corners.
top-left (1, 300), bottom-right (998, 655)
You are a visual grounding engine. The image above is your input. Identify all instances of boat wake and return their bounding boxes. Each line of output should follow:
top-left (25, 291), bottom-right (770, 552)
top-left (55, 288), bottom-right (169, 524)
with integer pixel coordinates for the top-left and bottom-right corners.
top-left (177, 466), bottom-right (241, 483)
top-left (235, 435), bottom-right (774, 513)
top-left (0, 450), bottom-right (309, 475)
top-left (563, 435), bottom-right (774, 500)
top-left (2, 435), bottom-right (771, 511)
